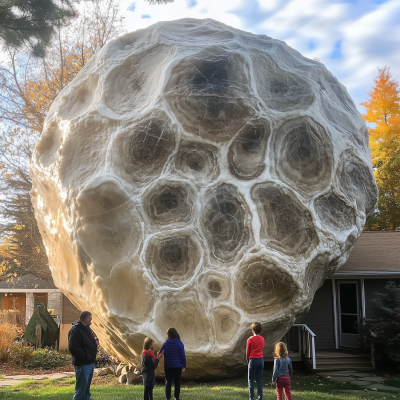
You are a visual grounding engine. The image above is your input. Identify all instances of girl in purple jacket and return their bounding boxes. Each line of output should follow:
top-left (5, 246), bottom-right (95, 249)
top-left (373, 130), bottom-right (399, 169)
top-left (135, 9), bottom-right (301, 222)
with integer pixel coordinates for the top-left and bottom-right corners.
top-left (160, 328), bottom-right (186, 400)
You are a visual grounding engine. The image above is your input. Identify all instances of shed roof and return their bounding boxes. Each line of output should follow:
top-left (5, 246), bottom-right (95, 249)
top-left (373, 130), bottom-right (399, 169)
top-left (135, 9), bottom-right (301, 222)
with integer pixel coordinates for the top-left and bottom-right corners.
top-left (0, 274), bottom-right (57, 290)
top-left (339, 231), bottom-right (400, 273)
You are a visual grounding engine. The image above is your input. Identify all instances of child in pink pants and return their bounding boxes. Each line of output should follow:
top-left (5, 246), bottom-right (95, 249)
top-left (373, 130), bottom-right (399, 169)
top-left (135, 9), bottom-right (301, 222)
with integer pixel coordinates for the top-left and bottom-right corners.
top-left (272, 342), bottom-right (293, 400)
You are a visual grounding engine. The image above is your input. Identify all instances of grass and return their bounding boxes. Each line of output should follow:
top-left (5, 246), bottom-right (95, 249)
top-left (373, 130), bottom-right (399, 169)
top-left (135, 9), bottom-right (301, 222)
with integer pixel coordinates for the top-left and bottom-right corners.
top-left (0, 368), bottom-right (393, 400)
top-left (384, 375), bottom-right (400, 388)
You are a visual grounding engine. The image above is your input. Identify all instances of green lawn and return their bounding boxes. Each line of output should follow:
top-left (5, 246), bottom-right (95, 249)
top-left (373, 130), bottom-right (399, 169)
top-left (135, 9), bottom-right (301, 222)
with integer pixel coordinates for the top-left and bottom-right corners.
top-left (385, 375), bottom-right (400, 388)
top-left (0, 370), bottom-right (394, 400)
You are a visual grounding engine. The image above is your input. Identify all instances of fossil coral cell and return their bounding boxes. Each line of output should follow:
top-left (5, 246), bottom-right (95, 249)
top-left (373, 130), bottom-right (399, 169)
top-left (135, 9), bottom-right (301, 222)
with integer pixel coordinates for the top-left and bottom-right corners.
top-left (30, 19), bottom-right (378, 378)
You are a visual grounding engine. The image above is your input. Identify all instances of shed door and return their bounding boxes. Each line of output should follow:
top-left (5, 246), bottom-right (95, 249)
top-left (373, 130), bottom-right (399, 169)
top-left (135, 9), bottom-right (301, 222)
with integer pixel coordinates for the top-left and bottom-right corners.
top-left (338, 282), bottom-right (360, 348)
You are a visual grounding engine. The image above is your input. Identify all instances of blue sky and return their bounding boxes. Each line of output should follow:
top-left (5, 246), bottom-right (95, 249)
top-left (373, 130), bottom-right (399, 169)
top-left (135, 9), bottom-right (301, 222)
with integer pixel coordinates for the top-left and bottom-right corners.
top-left (121, 0), bottom-right (400, 114)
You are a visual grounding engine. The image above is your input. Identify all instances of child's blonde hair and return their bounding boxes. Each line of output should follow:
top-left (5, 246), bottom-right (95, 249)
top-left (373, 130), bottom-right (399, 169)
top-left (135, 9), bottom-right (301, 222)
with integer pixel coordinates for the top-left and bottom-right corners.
top-left (274, 342), bottom-right (288, 359)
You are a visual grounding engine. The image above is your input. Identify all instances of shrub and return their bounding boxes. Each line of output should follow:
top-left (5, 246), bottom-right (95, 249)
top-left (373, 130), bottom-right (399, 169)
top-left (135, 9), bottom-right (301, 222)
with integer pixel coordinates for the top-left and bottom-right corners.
top-left (0, 323), bottom-right (25, 362)
top-left (95, 346), bottom-right (113, 369)
top-left (8, 342), bottom-right (34, 364)
top-left (359, 281), bottom-right (400, 372)
top-left (23, 348), bottom-right (71, 370)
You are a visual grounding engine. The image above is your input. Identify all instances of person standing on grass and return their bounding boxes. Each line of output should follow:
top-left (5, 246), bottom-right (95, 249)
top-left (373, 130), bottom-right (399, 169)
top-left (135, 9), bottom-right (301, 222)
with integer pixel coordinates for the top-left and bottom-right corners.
top-left (141, 337), bottom-right (164, 400)
top-left (272, 342), bottom-right (293, 400)
top-left (68, 311), bottom-right (99, 400)
top-left (160, 328), bottom-right (186, 400)
top-left (246, 322), bottom-right (265, 400)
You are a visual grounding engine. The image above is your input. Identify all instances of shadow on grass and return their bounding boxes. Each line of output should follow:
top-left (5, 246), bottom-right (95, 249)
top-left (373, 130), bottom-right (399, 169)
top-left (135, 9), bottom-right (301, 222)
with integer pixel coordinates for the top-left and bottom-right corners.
top-left (384, 375), bottom-right (400, 388)
top-left (0, 370), bottom-right (384, 400)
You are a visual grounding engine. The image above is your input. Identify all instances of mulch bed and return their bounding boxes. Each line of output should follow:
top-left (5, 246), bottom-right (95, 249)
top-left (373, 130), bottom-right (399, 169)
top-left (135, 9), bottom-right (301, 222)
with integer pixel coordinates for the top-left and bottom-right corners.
top-left (92, 375), bottom-right (119, 386)
top-left (0, 362), bottom-right (74, 376)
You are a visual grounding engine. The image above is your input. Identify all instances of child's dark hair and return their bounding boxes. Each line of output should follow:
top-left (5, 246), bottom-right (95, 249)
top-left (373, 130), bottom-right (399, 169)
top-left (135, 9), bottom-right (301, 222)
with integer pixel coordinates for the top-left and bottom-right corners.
top-left (143, 337), bottom-right (154, 350)
top-left (167, 328), bottom-right (180, 340)
top-left (251, 322), bottom-right (262, 334)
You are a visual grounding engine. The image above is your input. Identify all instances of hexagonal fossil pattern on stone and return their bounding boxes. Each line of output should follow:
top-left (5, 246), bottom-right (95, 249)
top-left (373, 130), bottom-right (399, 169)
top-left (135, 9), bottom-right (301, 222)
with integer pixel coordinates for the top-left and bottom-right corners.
top-left (235, 257), bottom-right (298, 316)
top-left (144, 180), bottom-right (195, 226)
top-left (145, 231), bottom-right (201, 287)
top-left (228, 119), bottom-right (271, 180)
top-left (165, 49), bottom-right (256, 142)
top-left (252, 182), bottom-right (319, 258)
top-left (202, 184), bottom-right (251, 262)
top-left (30, 18), bottom-right (378, 378)
top-left (273, 116), bottom-right (333, 196)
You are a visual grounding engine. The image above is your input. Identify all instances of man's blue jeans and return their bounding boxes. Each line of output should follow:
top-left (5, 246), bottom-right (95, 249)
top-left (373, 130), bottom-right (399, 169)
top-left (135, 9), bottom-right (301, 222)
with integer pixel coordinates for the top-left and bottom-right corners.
top-left (73, 363), bottom-right (94, 400)
top-left (248, 358), bottom-right (264, 400)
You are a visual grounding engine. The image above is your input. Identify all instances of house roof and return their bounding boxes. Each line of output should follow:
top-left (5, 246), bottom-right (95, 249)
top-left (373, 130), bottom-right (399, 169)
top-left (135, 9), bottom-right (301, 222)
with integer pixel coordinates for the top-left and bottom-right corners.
top-left (0, 274), bottom-right (57, 290)
top-left (338, 231), bottom-right (400, 273)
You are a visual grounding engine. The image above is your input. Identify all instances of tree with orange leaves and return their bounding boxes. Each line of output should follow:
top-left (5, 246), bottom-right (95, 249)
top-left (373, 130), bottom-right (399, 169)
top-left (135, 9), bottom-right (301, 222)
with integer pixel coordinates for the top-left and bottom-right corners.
top-left (361, 67), bottom-right (400, 230)
top-left (0, 238), bottom-right (18, 281)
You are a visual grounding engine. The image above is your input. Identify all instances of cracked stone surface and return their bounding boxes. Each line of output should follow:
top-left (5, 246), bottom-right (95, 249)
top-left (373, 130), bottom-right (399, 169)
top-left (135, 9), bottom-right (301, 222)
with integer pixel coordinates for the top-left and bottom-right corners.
top-left (30, 18), bottom-right (378, 378)
top-left (352, 380), bottom-right (370, 386)
top-left (359, 377), bottom-right (385, 382)
top-left (365, 384), bottom-right (400, 392)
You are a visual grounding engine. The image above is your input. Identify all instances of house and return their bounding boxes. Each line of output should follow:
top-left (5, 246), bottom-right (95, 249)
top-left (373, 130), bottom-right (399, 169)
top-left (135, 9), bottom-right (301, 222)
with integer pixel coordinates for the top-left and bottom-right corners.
top-left (0, 231), bottom-right (398, 369)
top-left (0, 274), bottom-right (80, 349)
top-left (297, 230), bottom-right (400, 370)
top-left (303, 230), bottom-right (400, 349)
top-left (0, 275), bottom-right (60, 326)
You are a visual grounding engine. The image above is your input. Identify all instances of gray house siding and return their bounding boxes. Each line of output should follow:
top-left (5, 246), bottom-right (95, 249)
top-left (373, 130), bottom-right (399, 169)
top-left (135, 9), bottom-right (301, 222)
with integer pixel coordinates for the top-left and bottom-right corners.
top-left (301, 279), bottom-right (335, 350)
top-left (61, 294), bottom-right (81, 324)
top-left (300, 277), bottom-right (400, 351)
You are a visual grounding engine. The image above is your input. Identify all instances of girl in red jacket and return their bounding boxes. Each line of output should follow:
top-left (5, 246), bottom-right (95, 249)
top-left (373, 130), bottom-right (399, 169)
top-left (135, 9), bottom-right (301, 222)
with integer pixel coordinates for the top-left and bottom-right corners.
top-left (141, 337), bottom-right (164, 400)
top-left (246, 322), bottom-right (265, 400)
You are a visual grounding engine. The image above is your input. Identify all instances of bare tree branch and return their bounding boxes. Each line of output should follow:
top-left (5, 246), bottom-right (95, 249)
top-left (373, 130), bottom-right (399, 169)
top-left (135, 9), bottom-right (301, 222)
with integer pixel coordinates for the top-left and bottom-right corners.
top-left (0, 0), bottom-right (125, 282)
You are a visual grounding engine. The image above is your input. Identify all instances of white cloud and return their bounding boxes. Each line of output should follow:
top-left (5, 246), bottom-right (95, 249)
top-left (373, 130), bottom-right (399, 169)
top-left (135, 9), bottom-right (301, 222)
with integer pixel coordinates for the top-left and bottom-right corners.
top-left (121, 0), bottom-right (243, 32)
top-left (119, 0), bottom-right (400, 111)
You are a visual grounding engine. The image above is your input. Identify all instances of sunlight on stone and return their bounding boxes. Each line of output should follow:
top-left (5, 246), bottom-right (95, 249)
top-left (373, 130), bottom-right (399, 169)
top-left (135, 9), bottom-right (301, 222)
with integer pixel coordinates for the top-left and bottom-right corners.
top-left (30, 18), bottom-right (378, 379)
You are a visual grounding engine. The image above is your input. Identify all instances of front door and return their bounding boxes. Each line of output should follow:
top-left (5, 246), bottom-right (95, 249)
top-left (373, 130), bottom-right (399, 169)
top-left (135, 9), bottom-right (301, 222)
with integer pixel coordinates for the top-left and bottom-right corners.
top-left (338, 281), bottom-right (360, 348)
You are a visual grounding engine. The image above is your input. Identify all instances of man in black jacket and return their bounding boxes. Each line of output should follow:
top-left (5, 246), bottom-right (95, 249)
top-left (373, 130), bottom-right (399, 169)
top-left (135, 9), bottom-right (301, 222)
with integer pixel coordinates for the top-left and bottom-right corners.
top-left (68, 311), bottom-right (98, 400)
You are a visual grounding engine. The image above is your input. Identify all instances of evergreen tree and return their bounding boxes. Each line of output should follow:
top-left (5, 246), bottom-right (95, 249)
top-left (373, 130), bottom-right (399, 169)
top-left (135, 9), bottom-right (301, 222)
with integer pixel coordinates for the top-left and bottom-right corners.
top-left (0, 0), bottom-right (77, 57)
top-left (370, 281), bottom-right (400, 318)
top-left (359, 281), bottom-right (400, 370)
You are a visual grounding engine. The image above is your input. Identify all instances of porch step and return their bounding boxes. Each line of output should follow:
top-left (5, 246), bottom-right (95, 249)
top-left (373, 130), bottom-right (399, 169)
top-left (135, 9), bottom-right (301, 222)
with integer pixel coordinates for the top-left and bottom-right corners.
top-left (316, 361), bottom-right (372, 366)
top-left (316, 358), bottom-right (371, 364)
top-left (316, 352), bottom-right (370, 359)
top-left (307, 351), bottom-right (374, 371)
top-left (314, 366), bottom-right (375, 372)
top-left (315, 363), bottom-right (373, 369)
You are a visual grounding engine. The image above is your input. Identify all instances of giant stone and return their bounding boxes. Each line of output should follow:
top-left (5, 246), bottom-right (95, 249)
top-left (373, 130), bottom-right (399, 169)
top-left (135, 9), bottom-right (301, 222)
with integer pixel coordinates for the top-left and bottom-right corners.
top-left (30, 19), bottom-right (378, 378)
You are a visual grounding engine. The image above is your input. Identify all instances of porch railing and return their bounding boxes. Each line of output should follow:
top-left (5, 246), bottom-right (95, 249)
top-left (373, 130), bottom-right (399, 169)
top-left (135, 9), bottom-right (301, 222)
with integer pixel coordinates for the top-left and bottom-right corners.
top-left (282, 324), bottom-right (317, 370)
top-left (370, 330), bottom-right (376, 369)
